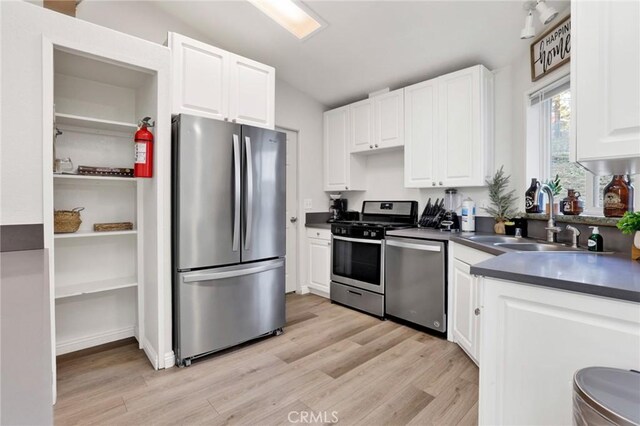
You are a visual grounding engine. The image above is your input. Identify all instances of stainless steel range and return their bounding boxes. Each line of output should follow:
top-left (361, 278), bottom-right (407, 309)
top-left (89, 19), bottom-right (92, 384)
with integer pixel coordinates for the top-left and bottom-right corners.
top-left (330, 201), bottom-right (418, 318)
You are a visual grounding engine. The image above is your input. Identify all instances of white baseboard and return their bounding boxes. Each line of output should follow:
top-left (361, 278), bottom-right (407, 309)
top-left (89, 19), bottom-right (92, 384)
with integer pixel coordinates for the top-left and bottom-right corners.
top-left (142, 337), bottom-right (159, 370)
top-left (308, 286), bottom-right (329, 299)
top-left (56, 326), bottom-right (135, 355)
top-left (163, 351), bottom-right (176, 369)
top-left (298, 285), bottom-right (310, 294)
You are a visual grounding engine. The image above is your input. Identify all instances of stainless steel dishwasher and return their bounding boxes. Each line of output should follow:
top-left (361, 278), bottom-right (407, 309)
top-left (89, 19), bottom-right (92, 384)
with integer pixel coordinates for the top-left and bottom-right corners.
top-left (385, 236), bottom-right (446, 332)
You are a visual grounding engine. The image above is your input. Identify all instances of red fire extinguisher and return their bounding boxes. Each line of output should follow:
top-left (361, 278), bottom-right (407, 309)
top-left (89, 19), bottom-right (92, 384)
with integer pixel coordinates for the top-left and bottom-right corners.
top-left (134, 117), bottom-right (154, 178)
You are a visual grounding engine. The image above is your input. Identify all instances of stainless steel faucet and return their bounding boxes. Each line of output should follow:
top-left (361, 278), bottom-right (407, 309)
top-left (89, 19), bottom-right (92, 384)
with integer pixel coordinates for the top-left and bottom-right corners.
top-left (540, 183), bottom-right (562, 242)
top-left (566, 225), bottom-right (581, 248)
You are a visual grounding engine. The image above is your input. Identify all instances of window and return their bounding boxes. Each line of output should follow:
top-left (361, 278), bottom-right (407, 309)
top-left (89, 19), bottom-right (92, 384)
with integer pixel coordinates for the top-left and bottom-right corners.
top-left (526, 75), bottom-right (636, 215)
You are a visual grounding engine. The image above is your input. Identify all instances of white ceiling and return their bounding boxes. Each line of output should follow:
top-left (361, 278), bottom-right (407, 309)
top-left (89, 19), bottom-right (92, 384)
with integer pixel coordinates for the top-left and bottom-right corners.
top-left (154, 0), bottom-right (569, 108)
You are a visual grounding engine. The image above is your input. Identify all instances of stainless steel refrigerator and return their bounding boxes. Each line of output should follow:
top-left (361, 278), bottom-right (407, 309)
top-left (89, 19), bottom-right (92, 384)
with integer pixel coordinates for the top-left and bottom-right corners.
top-left (172, 114), bottom-right (286, 367)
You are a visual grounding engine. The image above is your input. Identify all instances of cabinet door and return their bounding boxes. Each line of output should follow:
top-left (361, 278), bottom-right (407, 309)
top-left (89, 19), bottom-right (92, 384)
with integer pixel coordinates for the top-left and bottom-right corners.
top-left (404, 80), bottom-right (438, 188)
top-left (308, 237), bottom-right (330, 293)
top-left (451, 259), bottom-right (478, 363)
top-left (170, 33), bottom-right (229, 121)
top-left (438, 66), bottom-right (483, 187)
top-left (479, 278), bottom-right (640, 425)
top-left (323, 106), bottom-right (350, 191)
top-left (573, 1), bottom-right (640, 169)
top-left (373, 89), bottom-right (404, 149)
top-left (228, 54), bottom-right (275, 130)
top-left (350, 99), bottom-right (374, 153)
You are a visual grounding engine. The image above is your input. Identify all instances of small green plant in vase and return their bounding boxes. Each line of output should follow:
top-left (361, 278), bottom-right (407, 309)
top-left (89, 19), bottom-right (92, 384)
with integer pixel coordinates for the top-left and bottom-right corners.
top-left (544, 174), bottom-right (563, 214)
top-left (616, 211), bottom-right (640, 260)
top-left (484, 166), bottom-right (518, 234)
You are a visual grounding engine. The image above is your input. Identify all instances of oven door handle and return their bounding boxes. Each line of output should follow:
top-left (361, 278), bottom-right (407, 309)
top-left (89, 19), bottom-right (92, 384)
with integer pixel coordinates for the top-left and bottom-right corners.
top-left (386, 239), bottom-right (442, 252)
top-left (332, 236), bottom-right (382, 245)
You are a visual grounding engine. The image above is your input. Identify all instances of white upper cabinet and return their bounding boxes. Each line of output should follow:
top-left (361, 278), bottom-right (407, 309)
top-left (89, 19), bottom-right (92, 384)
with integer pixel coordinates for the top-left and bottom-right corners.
top-left (323, 106), bottom-right (365, 191)
top-left (350, 98), bottom-right (374, 153)
top-left (228, 54), bottom-right (275, 129)
top-left (404, 79), bottom-right (438, 188)
top-left (438, 65), bottom-right (493, 187)
top-left (169, 32), bottom-right (275, 129)
top-left (170, 33), bottom-right (229, 121)
top-left (405, 65), bottom-right (493, 188)
top-left (572, 0), bottom-right (640, 174)
top-left (373, 88), bottom-right (404, 150)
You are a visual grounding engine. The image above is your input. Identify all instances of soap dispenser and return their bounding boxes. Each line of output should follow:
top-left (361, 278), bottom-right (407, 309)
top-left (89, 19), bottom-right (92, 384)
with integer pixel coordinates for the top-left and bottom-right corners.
top-left (588, 226), bottom-right (604, 252)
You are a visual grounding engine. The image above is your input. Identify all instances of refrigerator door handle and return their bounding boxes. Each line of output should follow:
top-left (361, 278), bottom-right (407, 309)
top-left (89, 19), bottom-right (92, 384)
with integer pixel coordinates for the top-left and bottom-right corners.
top-left (182, 259), bottom-right (284, 283)
top-left (232, 134), bottom-right (241, 252)
top-left (244, 135), bottom-right (254, 251)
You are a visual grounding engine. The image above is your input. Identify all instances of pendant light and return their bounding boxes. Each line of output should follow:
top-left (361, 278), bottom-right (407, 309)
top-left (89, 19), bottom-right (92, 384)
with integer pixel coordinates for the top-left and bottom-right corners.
top-left (536, 0), bottom-right (559, 25)
top-left (520, 7), bottom-right (536, 39)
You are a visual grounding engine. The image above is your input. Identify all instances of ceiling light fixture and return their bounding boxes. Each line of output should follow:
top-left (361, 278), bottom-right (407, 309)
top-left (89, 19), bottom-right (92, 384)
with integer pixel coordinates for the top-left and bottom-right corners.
top-left (535, 0), bottom-right (559, 25)
top-left (520, 7), bottom-right (536, 39)
top-left (247, 0), bottom-right (323, 40)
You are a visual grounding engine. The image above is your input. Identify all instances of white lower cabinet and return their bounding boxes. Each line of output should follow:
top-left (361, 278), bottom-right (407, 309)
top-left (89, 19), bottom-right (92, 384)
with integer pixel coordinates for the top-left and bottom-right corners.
top-left (478, 277), bottom-right (640, 425)
top-left (449, 242), bottom-right (495, 365)
top-left (451, 259), bottom-right (480, 363)
top-left (306, 228), bottom-right (331, 296)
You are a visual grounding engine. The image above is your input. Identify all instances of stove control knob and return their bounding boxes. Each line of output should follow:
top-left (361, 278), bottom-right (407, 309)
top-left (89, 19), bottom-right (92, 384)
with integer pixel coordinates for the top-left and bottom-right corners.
top-left (371, 231), bottom-right (377, 237)
top-left (363, 231), bottom-right (369, 236)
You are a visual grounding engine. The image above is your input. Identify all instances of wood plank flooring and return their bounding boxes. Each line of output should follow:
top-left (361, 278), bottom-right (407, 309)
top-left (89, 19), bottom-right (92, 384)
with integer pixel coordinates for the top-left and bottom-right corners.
top-left (55, 294), bottom-right (478, 425)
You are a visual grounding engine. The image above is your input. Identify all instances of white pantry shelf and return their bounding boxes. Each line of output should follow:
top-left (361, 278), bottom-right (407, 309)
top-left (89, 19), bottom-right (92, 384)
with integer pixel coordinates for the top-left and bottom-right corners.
top-left (54, 230), bottom-right (137, 239)
top-left (55, 276), bottom-right (137, 299)
top-left (55, 113), bottom-right (137, 133)
top-left (53, 174), bottom-right (138, 182)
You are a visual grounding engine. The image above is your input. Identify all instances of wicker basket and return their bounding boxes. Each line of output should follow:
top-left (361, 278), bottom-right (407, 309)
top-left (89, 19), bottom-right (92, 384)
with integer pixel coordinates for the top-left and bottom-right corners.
top-left (54, 207), bottom-right (84, 233)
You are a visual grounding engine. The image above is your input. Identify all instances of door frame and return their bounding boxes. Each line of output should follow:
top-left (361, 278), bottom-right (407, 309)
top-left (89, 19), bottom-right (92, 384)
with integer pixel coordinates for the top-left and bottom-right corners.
top-left (276, 125), bottom-right (300, 294)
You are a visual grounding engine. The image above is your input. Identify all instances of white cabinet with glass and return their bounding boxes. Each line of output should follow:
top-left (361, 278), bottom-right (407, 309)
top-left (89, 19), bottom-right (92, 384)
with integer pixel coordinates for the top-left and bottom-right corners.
top-left (571, 0), bottom-right (640, 175)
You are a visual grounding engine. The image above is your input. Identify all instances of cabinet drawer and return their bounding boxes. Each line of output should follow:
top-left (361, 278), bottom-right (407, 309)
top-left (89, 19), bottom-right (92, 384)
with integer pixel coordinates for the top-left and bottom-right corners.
top-left (330, 281), bottom-right (384, 318)
top-left (306, 227), bottom-right (331, 241)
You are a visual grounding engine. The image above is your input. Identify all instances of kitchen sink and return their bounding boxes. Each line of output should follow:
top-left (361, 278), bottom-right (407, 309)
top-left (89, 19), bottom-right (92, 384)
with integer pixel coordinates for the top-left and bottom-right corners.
top-left (495, 243), bottom-right (585, 252)
top-left (465, 236), bottom-right (530, 244)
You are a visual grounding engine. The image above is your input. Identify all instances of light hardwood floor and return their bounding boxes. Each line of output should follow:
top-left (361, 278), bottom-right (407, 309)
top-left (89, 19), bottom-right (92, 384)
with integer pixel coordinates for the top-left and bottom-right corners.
top-left (55, 294), bottom-right (478, 425)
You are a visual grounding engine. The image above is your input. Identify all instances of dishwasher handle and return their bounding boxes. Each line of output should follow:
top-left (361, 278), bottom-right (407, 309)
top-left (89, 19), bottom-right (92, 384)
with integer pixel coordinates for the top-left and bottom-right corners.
top-left (386, 239), bottom-right (442, 252)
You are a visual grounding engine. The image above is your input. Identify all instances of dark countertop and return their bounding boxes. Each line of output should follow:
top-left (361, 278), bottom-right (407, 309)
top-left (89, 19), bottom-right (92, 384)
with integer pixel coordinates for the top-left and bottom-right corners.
top-left (385, 227), bottom-right (640, 303)
top-left (471, 252), bottom-right (640, 303)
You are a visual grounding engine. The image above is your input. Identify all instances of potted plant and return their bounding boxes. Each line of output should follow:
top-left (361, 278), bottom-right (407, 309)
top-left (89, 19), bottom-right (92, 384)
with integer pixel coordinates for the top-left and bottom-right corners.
top-left (544, 174), bottom-right (563, 214)
top-left (616, 211), bottom-right (640, 260)
top-left (484, 166), bottom-right (518, 234)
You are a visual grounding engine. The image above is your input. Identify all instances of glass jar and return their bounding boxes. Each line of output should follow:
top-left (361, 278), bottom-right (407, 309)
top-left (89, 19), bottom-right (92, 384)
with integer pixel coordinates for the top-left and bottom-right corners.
top-left (603, 175), bottom-right (630, 217)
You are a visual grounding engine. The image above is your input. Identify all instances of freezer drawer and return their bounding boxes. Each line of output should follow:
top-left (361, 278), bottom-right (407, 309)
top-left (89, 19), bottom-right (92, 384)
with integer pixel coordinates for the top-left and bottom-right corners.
top-left (385, 237), bottom-right (446, 332)
top-left (175, 259), bottom-right (285, 363)
top-left (330, 281), bottom-right (384, 318)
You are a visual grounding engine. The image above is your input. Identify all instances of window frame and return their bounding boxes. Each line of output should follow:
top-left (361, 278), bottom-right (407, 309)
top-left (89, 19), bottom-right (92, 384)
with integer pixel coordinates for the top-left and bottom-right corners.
top-left (524, 67), bottom-right (604, 216)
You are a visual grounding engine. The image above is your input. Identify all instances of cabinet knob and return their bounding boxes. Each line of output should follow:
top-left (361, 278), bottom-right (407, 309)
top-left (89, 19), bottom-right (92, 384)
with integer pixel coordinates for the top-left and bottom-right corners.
top-left (474, 308), bottom-right (480, 316)
top-left (224, 117), bottom-right (229, 121)
top-left (369, 145), bottom-right (373, 149)
top-left (316, 232), bottom-right (320, 236)
top-left (432, 182), bottom-right (436, 187)
top-left (232, 119), bottom-right (237, 123)
top-left (375, 144), bottom-right (378, 148)
top-left (345, 186), bottom-right (348, 190)
top-left (439, 181), bottom-right (443, 186)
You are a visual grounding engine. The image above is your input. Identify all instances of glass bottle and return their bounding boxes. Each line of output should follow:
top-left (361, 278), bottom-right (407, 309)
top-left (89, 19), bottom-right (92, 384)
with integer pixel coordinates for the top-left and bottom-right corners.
top-left (603, 175), bottom-right (630, 217)
top-left (525, 178), bottom-right (543, 213)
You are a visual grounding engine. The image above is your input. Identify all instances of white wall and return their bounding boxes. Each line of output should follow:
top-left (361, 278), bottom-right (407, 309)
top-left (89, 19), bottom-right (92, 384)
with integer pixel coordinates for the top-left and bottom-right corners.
top-left (344, 65), bottom-right (517, 217)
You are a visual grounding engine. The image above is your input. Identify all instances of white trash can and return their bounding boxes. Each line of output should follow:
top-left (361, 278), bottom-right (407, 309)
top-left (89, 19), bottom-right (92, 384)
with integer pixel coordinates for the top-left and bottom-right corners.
top-left (573, 367), bottom-right (640, 426)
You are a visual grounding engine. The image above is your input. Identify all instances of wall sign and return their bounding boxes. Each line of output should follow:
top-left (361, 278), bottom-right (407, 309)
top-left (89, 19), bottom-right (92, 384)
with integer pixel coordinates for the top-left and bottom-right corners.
top-left (530, 15), bottom-right (571, 81)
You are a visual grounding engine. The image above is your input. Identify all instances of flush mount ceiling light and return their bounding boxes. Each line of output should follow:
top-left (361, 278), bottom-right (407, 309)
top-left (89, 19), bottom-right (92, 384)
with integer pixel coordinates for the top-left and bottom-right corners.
top-left (535, 0), bottom-right (559, 25)
top-left (247, 0), bottom-right (323, 40)
top-left (520, 4), bottom-right (536, 39)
